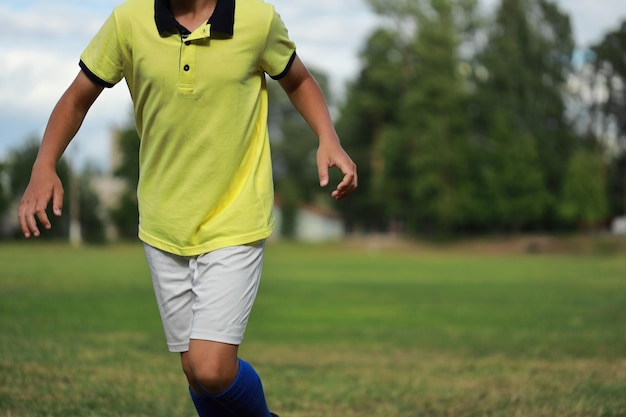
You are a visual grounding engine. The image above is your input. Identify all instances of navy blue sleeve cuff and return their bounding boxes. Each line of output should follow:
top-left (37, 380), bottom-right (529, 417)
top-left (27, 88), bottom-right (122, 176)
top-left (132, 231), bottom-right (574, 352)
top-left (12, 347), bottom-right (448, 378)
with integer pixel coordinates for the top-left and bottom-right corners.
top-left (270, 51), bottom-right (297, 80)
top-left (79, 60), bottom-right (116, 88)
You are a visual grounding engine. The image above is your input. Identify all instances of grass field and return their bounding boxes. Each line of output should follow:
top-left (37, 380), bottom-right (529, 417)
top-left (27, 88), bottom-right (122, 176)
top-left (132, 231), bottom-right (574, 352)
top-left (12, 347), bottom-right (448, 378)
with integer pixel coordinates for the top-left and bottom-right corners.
top-left (1, 239), bottom-right (625, 417)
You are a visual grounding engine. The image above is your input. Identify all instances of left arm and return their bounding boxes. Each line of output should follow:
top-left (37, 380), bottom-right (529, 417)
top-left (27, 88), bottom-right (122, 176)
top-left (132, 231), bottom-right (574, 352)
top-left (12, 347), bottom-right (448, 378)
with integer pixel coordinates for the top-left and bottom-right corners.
top-left (278, 55), bottom-right (357, 200)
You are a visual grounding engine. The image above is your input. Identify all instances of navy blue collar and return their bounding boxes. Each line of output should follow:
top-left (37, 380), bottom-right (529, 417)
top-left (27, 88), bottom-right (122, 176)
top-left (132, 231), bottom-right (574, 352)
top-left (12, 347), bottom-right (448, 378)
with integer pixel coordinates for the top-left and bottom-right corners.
top-left (155, 0), bottom-right (235, 36)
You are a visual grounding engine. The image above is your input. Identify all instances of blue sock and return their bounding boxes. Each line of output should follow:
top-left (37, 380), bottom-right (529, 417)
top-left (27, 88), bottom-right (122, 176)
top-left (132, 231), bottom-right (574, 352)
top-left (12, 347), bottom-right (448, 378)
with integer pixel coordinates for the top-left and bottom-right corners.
top-left (207, 359), bottom-right (272, 417)
top-left (189, 386), bottom-right (237, 417)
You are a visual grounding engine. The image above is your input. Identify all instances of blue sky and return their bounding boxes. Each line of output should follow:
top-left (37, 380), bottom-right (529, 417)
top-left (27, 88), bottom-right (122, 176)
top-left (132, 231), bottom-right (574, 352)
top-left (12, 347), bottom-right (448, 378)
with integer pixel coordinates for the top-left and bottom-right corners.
top-left (1, 0), bottom-right (625, 170)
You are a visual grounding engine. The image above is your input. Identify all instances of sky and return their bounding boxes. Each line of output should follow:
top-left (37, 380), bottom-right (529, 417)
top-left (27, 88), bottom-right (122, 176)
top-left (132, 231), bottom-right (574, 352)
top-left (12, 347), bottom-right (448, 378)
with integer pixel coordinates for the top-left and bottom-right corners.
top-left (1, 0), bottom-right (625, 171)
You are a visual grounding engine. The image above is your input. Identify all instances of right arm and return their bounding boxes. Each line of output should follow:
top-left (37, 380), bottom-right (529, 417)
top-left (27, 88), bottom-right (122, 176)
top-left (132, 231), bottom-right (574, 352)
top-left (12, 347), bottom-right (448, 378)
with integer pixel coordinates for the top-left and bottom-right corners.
top-left (18, 70), bottom-right (104, 238)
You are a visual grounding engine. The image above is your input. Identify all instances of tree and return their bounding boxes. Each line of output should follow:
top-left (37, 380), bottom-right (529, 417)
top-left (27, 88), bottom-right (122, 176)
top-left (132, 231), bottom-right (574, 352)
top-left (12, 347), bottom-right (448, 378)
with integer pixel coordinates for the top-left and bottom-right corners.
top-left (472, 0), bottom-right (576, 228)
top-left (109, 126), bottom-right (140, 240)
top-left (336, 28), bottom-right (407, 232)
top-left (78, 163), bottom-right (107, 243)
top-left (590, 20), bottom-right (626, 217)
top-left (477, 111), bottom-right (548, 231)
top-left (386, 0), bottom-right (479, 235)
top-left (0, 162), bottom-right (9, 218)
top-left (338, 0), bottom-right (480, 235)
top-left (558, 149), bottom-right (608, 229)
top-left (592, 21), bottom-right (626, 146)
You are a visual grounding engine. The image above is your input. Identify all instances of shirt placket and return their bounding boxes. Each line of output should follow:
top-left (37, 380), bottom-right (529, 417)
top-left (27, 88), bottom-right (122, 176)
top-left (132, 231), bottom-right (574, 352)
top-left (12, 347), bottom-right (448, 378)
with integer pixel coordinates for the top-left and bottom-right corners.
top-left (178, 24), bottom-right (211, 94)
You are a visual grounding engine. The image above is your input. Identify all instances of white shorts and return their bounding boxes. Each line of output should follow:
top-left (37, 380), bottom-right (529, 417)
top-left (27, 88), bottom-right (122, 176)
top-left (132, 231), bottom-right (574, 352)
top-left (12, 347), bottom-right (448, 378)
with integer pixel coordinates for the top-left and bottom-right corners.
top-left (143, 241), bottom-right (266, 352)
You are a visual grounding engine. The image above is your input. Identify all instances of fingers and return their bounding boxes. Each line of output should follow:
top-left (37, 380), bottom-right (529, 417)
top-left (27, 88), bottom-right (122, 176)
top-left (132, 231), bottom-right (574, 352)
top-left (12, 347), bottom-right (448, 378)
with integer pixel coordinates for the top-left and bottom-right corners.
top-left (19, 197), bottom-right (51, 238)
top-left (331, 160), bottom-right (358, 200)
top-left (317, 159), bottom-right (330, 188)
top-left (52, 184), bottom-right (64, 217)
top-left (18, 181), bottom-right (64, 238)
top-left (317, 147), bottom-right (358, 200)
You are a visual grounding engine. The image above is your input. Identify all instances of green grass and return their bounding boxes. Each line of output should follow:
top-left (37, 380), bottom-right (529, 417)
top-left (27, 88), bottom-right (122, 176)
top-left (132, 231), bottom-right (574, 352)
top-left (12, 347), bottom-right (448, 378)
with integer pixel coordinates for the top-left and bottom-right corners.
top-left (1, 240), bottom-right (625, 416)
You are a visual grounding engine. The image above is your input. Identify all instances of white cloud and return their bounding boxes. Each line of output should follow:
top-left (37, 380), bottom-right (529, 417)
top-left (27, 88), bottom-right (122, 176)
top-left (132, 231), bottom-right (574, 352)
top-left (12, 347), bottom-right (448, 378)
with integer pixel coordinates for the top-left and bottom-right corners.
top-left (1, 49), bottom-right (74, 113)
top-left (0, 0), bottom-right (128, 168)
top-left (562, 0), bottom-right (625, 46)
top-left (0, 3), bottom-right (109, 41)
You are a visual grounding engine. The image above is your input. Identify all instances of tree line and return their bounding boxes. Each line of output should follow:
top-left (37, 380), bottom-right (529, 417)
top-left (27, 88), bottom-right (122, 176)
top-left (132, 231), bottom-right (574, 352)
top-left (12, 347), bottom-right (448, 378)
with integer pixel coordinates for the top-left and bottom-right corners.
top-left (335, 0), bottom-right (625, 236)
top-left (1, 0), bottom-right (625, 241)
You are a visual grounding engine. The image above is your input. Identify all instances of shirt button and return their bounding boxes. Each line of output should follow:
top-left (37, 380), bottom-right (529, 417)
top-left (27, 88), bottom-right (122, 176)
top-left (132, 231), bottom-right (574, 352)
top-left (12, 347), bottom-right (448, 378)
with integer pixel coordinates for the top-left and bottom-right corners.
top-left (184, 64), bottom-right (190, 71)
top-left (185, 41), bottom-right (190, 46)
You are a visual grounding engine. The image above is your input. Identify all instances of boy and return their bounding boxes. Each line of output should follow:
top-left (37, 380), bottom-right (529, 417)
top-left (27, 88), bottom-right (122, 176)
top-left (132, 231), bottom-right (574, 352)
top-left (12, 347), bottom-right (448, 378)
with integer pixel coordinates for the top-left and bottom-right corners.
top-left (17, 0), bottom-right (357, 416)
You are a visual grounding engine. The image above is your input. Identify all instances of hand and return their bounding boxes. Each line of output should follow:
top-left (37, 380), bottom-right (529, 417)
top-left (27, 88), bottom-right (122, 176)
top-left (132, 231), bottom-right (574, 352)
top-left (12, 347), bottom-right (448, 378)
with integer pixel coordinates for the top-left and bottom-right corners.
top-left (316, 139), bottom-right (358, 200)
top-left (18, 167), bottom-right (64, 238)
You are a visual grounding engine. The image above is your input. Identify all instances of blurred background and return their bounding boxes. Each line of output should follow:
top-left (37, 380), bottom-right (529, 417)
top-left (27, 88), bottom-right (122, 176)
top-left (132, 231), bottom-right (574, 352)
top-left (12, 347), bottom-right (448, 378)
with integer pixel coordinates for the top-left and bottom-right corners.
top-left (1, 0), bottom-right (626, 244)
top-left (2, 2), bottom-right (626, 416)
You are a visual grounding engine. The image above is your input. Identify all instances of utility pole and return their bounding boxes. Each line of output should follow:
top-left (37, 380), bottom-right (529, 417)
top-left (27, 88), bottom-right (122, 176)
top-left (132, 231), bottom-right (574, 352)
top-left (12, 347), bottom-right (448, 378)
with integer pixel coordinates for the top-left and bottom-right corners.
top-left (68, 145), bottom-right (82, 247)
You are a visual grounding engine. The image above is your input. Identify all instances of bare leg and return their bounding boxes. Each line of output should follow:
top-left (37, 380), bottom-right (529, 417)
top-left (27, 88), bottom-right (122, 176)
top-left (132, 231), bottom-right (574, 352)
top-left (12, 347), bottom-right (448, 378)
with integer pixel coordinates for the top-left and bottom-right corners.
top-left (182, 339), bottom-right (239, 394)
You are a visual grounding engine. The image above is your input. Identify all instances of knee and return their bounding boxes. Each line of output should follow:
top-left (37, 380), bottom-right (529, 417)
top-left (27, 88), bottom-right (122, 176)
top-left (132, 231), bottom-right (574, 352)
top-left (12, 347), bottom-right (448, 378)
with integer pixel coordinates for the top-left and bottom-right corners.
top-left (185, 357), bottom-right (238, 394)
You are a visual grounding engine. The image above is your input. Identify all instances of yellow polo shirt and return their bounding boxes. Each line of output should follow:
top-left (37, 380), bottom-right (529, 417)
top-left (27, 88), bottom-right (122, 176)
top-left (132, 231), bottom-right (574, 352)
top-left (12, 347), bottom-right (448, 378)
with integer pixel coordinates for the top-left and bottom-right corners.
top-left (80, 0), bottom-right (296, 255)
